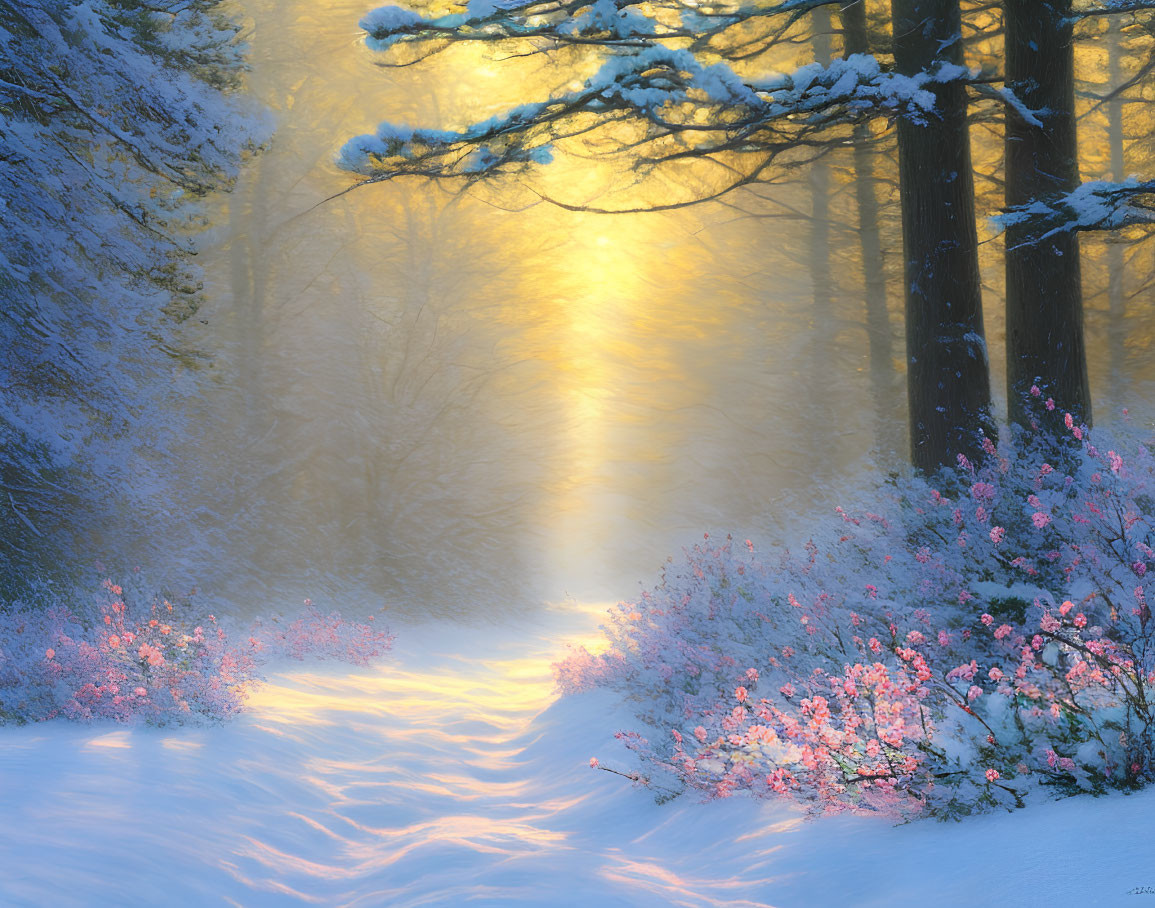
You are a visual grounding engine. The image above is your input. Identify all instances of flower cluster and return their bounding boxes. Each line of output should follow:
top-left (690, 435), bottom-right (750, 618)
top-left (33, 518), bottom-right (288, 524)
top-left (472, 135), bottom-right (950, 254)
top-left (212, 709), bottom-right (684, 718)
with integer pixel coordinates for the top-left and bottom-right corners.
top-left (250, 601), bottom-right (395, 666)
top-left (563, 402), bottom-right (1155, 819)
top-left (0, 584), bottom-right (393, 725)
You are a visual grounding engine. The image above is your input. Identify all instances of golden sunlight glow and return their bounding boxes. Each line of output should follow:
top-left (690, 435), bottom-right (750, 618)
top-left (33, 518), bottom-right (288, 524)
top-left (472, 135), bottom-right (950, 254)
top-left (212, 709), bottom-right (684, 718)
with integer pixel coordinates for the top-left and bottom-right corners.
top-left (246, 654), bottom-right (557, 729)
top-left (81, 731), bottom-right (133, 751)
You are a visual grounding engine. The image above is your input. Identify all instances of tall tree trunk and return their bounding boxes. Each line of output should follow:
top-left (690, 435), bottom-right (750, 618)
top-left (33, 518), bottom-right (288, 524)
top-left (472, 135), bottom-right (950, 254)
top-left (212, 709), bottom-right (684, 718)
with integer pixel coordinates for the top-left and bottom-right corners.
top-left (1108, 18), bottom-right (1126, 403)
top-left (1004, 0), bottom-right (1090, 426)
top-left (807, 5), bottom-right (835, 468)
top-left (891, 0), bottom-right (992, 471)
top-left (841, 0), bottom-right (899, 458)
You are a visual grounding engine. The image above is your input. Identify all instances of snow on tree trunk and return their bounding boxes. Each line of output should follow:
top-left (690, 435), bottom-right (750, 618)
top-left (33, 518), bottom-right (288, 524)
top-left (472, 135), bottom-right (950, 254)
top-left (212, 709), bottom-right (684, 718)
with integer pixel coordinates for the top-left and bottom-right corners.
top-left (1004, 0), bottom-right (1090, 428)
top-left (891, 0), bottom-right (992, 471)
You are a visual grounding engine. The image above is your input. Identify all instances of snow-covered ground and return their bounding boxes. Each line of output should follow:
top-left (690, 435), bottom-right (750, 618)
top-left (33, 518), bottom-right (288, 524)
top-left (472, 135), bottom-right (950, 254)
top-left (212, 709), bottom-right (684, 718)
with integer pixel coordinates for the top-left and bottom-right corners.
top-left (2, 610), bottom-right (1152, 907)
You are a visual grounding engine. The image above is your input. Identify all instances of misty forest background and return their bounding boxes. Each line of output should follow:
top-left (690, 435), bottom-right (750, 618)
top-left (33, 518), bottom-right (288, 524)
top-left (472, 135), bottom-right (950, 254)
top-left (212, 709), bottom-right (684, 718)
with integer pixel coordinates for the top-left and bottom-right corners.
top-left (7, 2), bottom-right (1155, 649)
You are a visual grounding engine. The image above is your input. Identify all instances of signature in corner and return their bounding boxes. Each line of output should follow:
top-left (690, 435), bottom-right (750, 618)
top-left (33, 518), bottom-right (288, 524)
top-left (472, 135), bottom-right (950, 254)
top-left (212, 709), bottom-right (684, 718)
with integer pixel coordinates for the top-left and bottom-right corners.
top-left (1129, 887), bottom-right (1155, 896)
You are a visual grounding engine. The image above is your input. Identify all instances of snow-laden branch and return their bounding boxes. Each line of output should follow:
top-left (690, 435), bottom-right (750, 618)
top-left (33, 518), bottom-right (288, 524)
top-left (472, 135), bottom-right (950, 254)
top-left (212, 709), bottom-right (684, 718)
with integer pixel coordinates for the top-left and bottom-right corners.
top-left (357, 0), bottom-right (843, 61)
top-left (339, 50), bottom-right (965, 193)
top-left (995, 179), bottom-right (1155, 242)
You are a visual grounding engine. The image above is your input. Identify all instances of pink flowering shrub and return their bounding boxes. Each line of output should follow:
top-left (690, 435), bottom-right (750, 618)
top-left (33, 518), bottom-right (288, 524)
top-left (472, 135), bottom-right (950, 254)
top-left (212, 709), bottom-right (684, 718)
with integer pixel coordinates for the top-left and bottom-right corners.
top-left (559, 401), bottom-right (1155, 819)
top-left (0, 582), bottom-right (393, 725)
top-left (249, 600), bottom-right (394, 666)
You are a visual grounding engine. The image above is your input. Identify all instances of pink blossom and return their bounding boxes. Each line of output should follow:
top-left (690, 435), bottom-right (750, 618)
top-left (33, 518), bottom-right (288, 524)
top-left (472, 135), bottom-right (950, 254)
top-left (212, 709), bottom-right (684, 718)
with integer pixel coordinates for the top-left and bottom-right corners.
top-left (981, 614), bottom-right (994, 626)
top-left (1064, 412), bottom-right (1074, 430)
top-left (989, 526), bottom-right (1006, 544)
top-left (44, 648), bottom-right (54, 661)
top-left (994, 624), bottom-right (1012, 640)
top-left (1059, 601), bottom-right (1073, 617)
top-left (970, 482), bottom-right (995, 502)
top-left (1074, 613), bottom-right (1087, 629)
top-left (138, 642), bottom-right (164, 667)
top-left (947, 660), bottom-right (978, 682)
top-left (967, 685), bottom-right (982, 702)
top-left (589, 757), bottom-right (599, 769)
top-left (1030, 385), bottom-right (1041, 397)
top-left (735, 686), bottom-right (748, 703)
top-left (1045, 398), bottom-right (1055, 411)
top-left (1032, 512), bottom-right (1051, 529)
top-left (1108, 450), bottom-right (1123, 473)
top-left (985, 769), bottom-right (1000, 782)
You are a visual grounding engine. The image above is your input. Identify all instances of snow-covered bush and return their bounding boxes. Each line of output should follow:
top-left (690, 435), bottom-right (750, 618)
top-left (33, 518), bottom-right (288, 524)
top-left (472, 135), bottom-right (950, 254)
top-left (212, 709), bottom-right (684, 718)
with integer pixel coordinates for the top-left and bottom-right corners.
top-left (560, 398), bottom-right (1155, 819)
top-left (0, 0), bottom-right (263, 593)
top-left (0, 580), bottom-right (393, 725)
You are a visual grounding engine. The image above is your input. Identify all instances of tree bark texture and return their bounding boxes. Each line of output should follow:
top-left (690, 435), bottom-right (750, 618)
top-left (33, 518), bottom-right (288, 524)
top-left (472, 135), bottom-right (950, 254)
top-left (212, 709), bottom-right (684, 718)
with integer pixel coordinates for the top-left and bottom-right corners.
top-left (1107, 18), bottom-right (1126, 403)
top-left (1004, 0), bottom-right (1090, 427)
top-left (891, 0), bottom-right (993, 471)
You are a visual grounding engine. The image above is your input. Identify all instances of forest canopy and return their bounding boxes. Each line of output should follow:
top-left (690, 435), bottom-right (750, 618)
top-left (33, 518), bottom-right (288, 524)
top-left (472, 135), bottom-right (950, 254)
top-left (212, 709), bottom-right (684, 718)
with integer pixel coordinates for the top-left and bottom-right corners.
top-left (338, 0), bottom-right (1155, 471)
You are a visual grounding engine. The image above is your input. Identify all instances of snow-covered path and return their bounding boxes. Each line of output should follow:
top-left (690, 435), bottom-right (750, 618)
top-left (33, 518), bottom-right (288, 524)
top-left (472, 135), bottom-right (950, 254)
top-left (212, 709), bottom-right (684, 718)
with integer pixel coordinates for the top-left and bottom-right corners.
top-left (2, 617), bottom-right (1153, 906)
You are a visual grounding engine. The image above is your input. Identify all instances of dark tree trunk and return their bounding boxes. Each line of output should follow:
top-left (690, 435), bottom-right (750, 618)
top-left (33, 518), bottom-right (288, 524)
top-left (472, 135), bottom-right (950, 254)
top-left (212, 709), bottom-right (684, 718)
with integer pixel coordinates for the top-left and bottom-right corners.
top-left (841, 0), bottom-right (899, 458)
top-left (1107, 18), bottom-right (1126, 403)
top-left (1004, 0), bottom-right (1090, 426)
top-left (891, 0), bottom-right (993, 471)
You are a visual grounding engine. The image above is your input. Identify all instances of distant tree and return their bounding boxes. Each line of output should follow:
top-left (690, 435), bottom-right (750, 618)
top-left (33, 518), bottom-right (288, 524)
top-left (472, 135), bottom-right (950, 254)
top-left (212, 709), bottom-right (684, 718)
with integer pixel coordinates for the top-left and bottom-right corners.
top-left (838, 0), bottom-right (897, 451)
